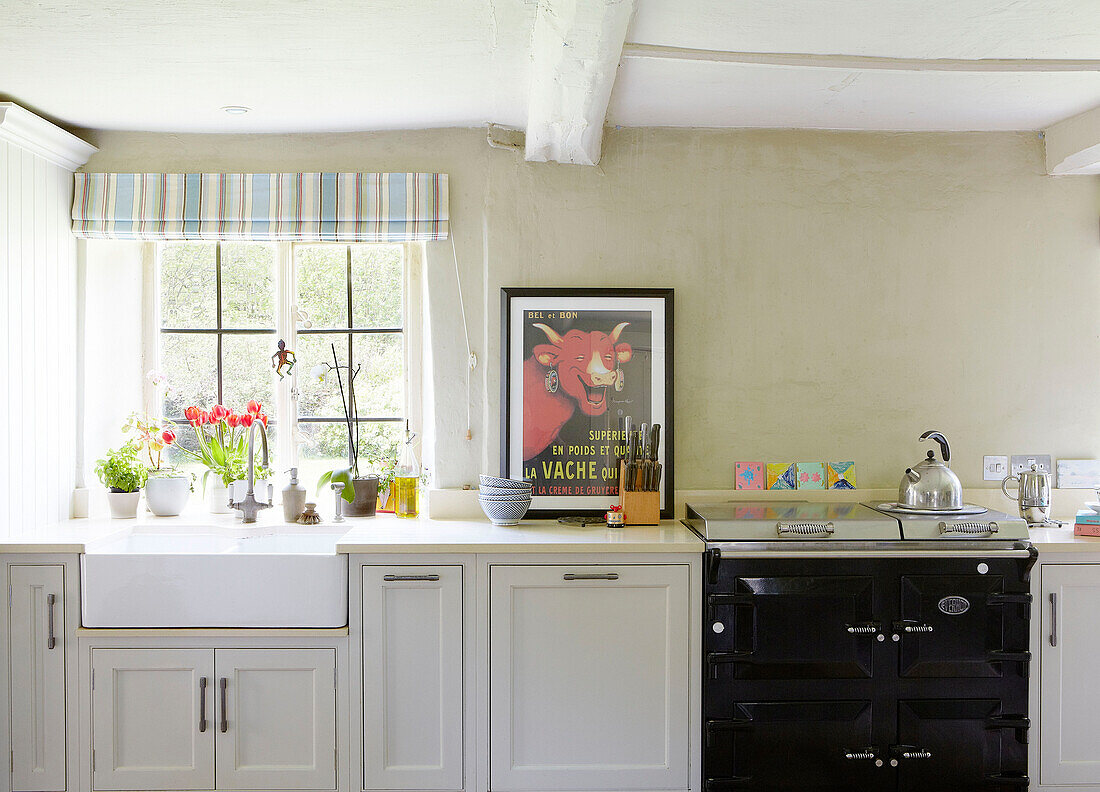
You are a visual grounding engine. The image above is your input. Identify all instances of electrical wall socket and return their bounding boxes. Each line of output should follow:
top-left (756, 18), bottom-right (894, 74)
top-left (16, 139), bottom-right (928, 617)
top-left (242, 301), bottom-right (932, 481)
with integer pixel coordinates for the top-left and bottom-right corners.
top-left (983, 456), bottom-right (1009, 481)
top-left (1011, 454), bottom-right (1053, 477)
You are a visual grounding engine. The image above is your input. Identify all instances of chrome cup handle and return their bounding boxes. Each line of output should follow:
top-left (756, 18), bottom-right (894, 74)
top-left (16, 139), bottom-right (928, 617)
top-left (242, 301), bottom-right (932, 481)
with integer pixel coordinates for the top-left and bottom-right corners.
top-left (1001, 474), bottom-right (1020, 501)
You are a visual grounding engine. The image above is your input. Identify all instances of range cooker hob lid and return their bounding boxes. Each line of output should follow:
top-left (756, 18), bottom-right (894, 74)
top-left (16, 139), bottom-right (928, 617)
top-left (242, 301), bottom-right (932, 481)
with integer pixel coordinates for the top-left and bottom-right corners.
top-left (683, 501), bottom-right (901, 542)
top-left (863, 502), bottom-right (1031, 542)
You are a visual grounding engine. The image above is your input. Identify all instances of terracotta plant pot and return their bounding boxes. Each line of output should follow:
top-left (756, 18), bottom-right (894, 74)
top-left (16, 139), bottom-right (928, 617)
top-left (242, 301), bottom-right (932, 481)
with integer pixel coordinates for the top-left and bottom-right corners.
top-left (106, 489), bottom-right (141, 519)
top-left (345, 476), bottom-right (380, 517)
top-left (145, 475), bottom-right (191, 517)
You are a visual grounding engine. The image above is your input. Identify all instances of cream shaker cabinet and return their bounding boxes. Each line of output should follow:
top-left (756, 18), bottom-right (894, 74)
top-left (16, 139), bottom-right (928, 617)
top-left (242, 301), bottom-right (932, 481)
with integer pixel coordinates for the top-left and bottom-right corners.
top-left (361, 566), bottom-right (464, 791)
top-left (8, 565), bottom-right (67, 792)
top-left (487, 564), bottom-right (691, 792)
top-left (1040, 564), bottom-right (1100, 786)
top-left (91, 648), bottom-right (336, 792)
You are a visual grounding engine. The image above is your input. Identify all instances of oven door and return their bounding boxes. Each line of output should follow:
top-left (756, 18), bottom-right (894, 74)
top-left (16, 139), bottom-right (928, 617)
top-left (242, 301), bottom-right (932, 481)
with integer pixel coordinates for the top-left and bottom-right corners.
top-left (893, 699), bottom-right (1029, 791)
top-left (707, 561), bottom-right (884, 680)
top-left (705, 700), bottom-right (888, 792)
top-left (894, 559), bottom-right (1032, 679)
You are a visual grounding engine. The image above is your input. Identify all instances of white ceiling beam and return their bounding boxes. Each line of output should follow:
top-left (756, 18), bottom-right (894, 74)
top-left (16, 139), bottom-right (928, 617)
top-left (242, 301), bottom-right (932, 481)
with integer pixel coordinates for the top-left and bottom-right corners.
top-left (1045, 104), bottom-right (1100, 175)
top-left (525, 0), bottom-right (637, 166)
top-left (621, 43), bottom-right (1100, 73)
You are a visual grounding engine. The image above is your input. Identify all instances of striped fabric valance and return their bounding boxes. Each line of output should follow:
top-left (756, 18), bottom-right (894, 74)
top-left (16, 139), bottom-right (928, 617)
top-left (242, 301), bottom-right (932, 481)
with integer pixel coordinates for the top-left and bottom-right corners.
top-left (72, 172), bottom-right (448, 242)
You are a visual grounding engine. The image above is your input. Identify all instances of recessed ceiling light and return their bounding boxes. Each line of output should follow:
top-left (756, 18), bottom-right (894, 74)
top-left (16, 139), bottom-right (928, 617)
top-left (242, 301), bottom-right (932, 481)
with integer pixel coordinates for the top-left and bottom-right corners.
top-left (220, 105), bottom-right (251, 115)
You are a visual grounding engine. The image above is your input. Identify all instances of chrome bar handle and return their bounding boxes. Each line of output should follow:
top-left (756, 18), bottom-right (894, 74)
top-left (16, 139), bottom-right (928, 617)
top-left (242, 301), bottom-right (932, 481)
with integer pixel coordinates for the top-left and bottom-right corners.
top-left (776, 521), bottom-right (834, 537)
top-left (383, 574), bottom-right (441, 582)
top-left (939, 521), bottom-right (998, 535)
top-left (46, 593), bottom-right (56, 650)
top-left (563, 573), bottom-right (619, 581)
top-left (1049, 593), bottom-right (1058, 647)
top-left (219, 678), bottom-right (228, 733)
top-left (198, 677), bottom-right (208, 733)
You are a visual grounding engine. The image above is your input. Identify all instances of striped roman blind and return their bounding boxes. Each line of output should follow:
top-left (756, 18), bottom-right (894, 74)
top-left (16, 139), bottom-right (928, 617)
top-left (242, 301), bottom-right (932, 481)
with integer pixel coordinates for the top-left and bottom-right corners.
top-left (71, 172), bottom-right (448, 241)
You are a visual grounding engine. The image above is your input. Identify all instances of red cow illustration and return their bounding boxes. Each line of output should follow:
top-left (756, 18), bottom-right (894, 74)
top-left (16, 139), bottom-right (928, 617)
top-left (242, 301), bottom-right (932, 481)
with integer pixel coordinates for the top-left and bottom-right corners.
top-left (523, 322), bottom-right (633, 461)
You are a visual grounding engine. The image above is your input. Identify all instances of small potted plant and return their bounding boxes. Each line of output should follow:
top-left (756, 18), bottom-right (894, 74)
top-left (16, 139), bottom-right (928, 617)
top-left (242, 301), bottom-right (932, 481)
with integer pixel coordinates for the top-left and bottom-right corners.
top-left (176, 401), bottom-right (272, 514)
top-left (95, 440), bottom-right (148, 518)
top-left (124, 414), bottom-right (193, 517)
top-left (313, 345), bottom-right (379, 517)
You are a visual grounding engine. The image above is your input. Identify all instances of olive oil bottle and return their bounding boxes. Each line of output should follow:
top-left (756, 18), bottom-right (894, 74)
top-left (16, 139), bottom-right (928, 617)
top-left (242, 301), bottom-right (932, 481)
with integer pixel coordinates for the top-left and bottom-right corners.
top-left (395, 420), bottom-right (419, 518)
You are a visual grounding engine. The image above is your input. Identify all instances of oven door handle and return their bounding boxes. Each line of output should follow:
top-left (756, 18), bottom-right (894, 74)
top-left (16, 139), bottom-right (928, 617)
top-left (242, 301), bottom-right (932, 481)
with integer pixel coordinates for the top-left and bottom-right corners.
top-left (845, 620), bottom-right (882, 635)
top-left (987, 592), bottom-right (1033, 606)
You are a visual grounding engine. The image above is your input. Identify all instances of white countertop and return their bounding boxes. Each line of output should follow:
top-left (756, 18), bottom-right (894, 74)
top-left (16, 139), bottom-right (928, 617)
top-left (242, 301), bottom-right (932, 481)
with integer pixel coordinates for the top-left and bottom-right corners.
top-left (1026, 525), bottom-right (1100, 553)
top-left (0, 511), bottom-right (703, 555)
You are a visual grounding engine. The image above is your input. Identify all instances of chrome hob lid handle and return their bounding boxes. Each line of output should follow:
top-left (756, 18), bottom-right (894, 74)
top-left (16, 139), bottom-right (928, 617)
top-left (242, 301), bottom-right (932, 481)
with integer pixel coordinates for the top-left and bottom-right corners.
top-left (939, 520), bottom-right (999, 535)
top-left (776, 521), bottom-right (835, 537)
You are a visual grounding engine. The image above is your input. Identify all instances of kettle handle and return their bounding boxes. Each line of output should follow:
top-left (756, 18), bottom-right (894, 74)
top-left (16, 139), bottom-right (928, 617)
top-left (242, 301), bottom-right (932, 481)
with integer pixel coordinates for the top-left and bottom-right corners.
top-left (919, 431), bottom-right (951, 463)
top-left (1001, 474), bottom-right (1020, 501)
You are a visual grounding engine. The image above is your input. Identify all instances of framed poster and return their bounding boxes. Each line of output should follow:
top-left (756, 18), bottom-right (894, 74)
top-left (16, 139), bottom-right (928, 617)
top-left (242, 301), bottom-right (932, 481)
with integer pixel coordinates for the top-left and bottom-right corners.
top-left (500, 288), bottom-right (674, 518)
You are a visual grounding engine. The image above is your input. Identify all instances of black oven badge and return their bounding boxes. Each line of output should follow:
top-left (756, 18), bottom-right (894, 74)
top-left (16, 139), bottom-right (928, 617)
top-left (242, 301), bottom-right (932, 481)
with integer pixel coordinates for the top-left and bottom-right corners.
top-left (937, 595), bottom-right (971, 615)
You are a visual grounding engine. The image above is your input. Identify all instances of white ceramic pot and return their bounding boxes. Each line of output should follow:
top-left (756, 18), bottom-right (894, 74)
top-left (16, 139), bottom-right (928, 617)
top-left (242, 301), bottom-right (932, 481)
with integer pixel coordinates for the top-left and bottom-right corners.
top-left (106, 490), bottom-right (141, 519)
top-left (145, 475), bottom-right (191, 517)
top-left (206, 478), bottom-right (233, 514)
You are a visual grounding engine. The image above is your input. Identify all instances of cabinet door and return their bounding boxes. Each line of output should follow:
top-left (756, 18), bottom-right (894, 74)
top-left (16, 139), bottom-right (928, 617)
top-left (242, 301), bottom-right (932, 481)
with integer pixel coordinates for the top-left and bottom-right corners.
top-left (214, 649), bottom-right (337, 791)
top-left (362, 567), bottom-right (463, 791)
top-left (1040, 564), bottom-right (1100, 785)
top-left (8, 565), bottom-right (66, 792)
top-left (489, 564), bottom-right (690, 792)
top-left (91, 649), bottom-right (214, 791)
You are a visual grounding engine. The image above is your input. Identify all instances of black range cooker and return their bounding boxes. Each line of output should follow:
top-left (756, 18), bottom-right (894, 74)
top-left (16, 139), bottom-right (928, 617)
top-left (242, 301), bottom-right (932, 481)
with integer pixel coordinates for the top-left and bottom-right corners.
top-left (684, 501), bottom-right (1036, 792)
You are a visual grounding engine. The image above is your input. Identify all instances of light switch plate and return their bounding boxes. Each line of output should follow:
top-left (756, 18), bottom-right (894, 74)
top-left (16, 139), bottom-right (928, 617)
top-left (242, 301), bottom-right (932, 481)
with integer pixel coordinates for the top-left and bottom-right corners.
top-left (983, 456), bottom-right (1009, 481)
top-left (1011, 454), bottom-right (1053, 477)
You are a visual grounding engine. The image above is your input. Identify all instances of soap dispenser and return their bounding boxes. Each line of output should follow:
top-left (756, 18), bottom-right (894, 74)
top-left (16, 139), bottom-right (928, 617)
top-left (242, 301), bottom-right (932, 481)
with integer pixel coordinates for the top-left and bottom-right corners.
top-left (282, 468), bottom-right (307, 523)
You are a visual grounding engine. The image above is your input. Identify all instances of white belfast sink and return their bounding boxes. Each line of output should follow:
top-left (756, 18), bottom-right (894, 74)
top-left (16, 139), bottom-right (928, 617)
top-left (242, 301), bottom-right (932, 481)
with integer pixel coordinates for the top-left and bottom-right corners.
top-left (81, 527), bottom-right (348, 628)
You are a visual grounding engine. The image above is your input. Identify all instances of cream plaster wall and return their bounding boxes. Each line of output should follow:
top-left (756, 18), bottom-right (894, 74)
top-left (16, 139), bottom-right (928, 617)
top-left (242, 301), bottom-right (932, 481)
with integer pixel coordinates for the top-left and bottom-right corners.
top-left (79, 127), bottom-right (1100, 490)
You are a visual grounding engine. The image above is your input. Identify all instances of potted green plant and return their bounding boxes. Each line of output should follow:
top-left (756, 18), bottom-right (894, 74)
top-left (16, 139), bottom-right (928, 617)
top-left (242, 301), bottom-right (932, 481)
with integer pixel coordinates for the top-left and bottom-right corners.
top-left (95, 441), bottom-right (148, 518)
top-left (124, 414), bottom-right (193, 517)
top-left (176, 401), bottom-right (272, 514)
top-left (312, 344), bottom-right (379, 517)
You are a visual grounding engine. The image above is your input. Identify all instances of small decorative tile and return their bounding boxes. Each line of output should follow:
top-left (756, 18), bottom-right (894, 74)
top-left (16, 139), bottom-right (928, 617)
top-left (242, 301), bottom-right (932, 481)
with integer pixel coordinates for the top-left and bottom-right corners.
top-left (796, 462), bottom-right (826, 490)
top-left (735, 462), bottom-right (764, 490)
top-left (828, 461), bottom-right (857, 489)
top-left (766, 463), bottom-right (797, 490)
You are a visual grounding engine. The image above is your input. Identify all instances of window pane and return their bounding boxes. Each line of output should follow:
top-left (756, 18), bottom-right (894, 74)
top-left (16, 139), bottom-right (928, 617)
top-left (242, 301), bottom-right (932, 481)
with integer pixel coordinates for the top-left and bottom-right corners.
top-left (353, 333), bottom-right (403, 418)
top-left (223, 334), bottom-right (276, 414)
top-left (297, 421), bottom-right (402, 494)
top-left (295, 245), bottom-right (348, 328)
top-left (295, 334), bottom-right (351, 418)
top-left (352, 244), bottom-right (403, 328)
top-left (160, 243), bottom-right (216, 328)
top-left (221, 243), bottom-right (276, 328)
top-left (161, 333), bottom-right (217, 417)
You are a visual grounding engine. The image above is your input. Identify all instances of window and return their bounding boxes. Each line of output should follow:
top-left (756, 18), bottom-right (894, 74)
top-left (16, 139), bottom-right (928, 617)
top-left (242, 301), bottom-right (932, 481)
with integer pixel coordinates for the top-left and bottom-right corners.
top-left (155, 241), bottom-right (416, 487)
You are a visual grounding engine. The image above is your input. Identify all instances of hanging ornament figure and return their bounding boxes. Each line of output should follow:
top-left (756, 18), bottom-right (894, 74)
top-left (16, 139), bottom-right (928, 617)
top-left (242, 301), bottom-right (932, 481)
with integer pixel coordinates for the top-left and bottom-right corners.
top-left (272, 339), bottom-right (297, 380)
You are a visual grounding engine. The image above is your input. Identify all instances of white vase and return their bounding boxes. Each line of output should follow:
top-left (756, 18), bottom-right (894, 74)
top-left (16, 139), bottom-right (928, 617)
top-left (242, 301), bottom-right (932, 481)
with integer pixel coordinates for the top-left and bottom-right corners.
top-left (145, 476), bottom-right (191, 517)
top-left (106, 490), bottom-right (141, 519)
top-left (206, 479), bottom-right (233, 514)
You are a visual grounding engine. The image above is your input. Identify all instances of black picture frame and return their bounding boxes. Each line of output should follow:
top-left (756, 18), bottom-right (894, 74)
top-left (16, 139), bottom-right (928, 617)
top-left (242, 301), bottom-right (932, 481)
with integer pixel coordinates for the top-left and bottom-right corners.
top-left (500, 287), bottom-right (674, 519)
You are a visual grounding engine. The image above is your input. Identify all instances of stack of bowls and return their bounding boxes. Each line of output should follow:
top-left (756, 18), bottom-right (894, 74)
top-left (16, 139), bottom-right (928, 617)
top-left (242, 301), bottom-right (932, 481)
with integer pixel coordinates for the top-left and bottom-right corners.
top-left (478, 475), bottom-right (533, 525)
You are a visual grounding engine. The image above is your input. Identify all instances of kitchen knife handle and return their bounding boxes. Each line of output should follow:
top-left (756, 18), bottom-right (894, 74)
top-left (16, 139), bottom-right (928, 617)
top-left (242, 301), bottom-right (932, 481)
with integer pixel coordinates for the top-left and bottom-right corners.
top-left (1049, 593), bottom-right (1057, 647)
top-left (651, 424), bottom-right (660, 460)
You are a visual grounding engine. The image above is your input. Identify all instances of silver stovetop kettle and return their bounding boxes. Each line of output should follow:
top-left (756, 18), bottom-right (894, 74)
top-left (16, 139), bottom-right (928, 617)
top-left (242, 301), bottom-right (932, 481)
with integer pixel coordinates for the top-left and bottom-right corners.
top-left (898, 430), bottom-right (963, 511)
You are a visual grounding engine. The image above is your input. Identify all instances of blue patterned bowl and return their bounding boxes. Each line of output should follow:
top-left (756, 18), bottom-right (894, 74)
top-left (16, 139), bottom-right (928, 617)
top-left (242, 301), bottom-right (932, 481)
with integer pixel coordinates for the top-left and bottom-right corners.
top-left (479, 475), bottom-right (532, 490)
top-left (479, 495), bottom-right (531, 526)
top-left (480, 484), bottom-right (533, 497)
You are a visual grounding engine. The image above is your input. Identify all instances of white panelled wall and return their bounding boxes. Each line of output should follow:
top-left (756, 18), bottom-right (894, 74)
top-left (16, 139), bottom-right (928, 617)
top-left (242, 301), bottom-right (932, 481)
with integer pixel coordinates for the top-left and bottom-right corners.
top-left (0, 104), bottom-right (96, 532)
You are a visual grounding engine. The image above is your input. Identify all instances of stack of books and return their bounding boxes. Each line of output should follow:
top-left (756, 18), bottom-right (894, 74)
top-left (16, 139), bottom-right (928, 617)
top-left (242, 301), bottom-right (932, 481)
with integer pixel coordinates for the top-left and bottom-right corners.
top-left (1074, 509), bottom-right (1100, 537)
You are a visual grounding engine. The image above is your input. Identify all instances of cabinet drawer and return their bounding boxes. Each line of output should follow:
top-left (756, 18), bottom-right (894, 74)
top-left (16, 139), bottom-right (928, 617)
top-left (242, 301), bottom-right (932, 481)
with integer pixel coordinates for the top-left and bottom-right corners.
top-left (488, 564), bottom-right (690, 792)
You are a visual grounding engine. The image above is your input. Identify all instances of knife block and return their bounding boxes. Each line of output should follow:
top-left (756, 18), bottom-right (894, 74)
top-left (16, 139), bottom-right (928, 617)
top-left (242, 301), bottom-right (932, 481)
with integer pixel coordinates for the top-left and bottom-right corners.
top-left (618, 461), bottom-right (660, 525)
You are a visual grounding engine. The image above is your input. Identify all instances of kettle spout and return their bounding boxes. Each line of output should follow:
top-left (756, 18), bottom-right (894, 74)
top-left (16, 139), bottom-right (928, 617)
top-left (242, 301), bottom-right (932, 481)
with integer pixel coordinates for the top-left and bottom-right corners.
top-left (905, 468), bottom-right (921, 484)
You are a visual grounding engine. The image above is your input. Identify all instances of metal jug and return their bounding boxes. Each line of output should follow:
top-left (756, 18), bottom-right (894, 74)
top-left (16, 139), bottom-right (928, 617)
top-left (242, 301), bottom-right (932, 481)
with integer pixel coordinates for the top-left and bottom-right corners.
top-left (1002, 463), bottom-right (1054, 527)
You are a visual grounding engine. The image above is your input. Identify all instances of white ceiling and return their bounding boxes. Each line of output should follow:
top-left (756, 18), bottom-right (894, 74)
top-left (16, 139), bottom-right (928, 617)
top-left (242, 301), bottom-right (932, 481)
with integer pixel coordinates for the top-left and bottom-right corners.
top-left (1, 0), bottom-right (1098, 134)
